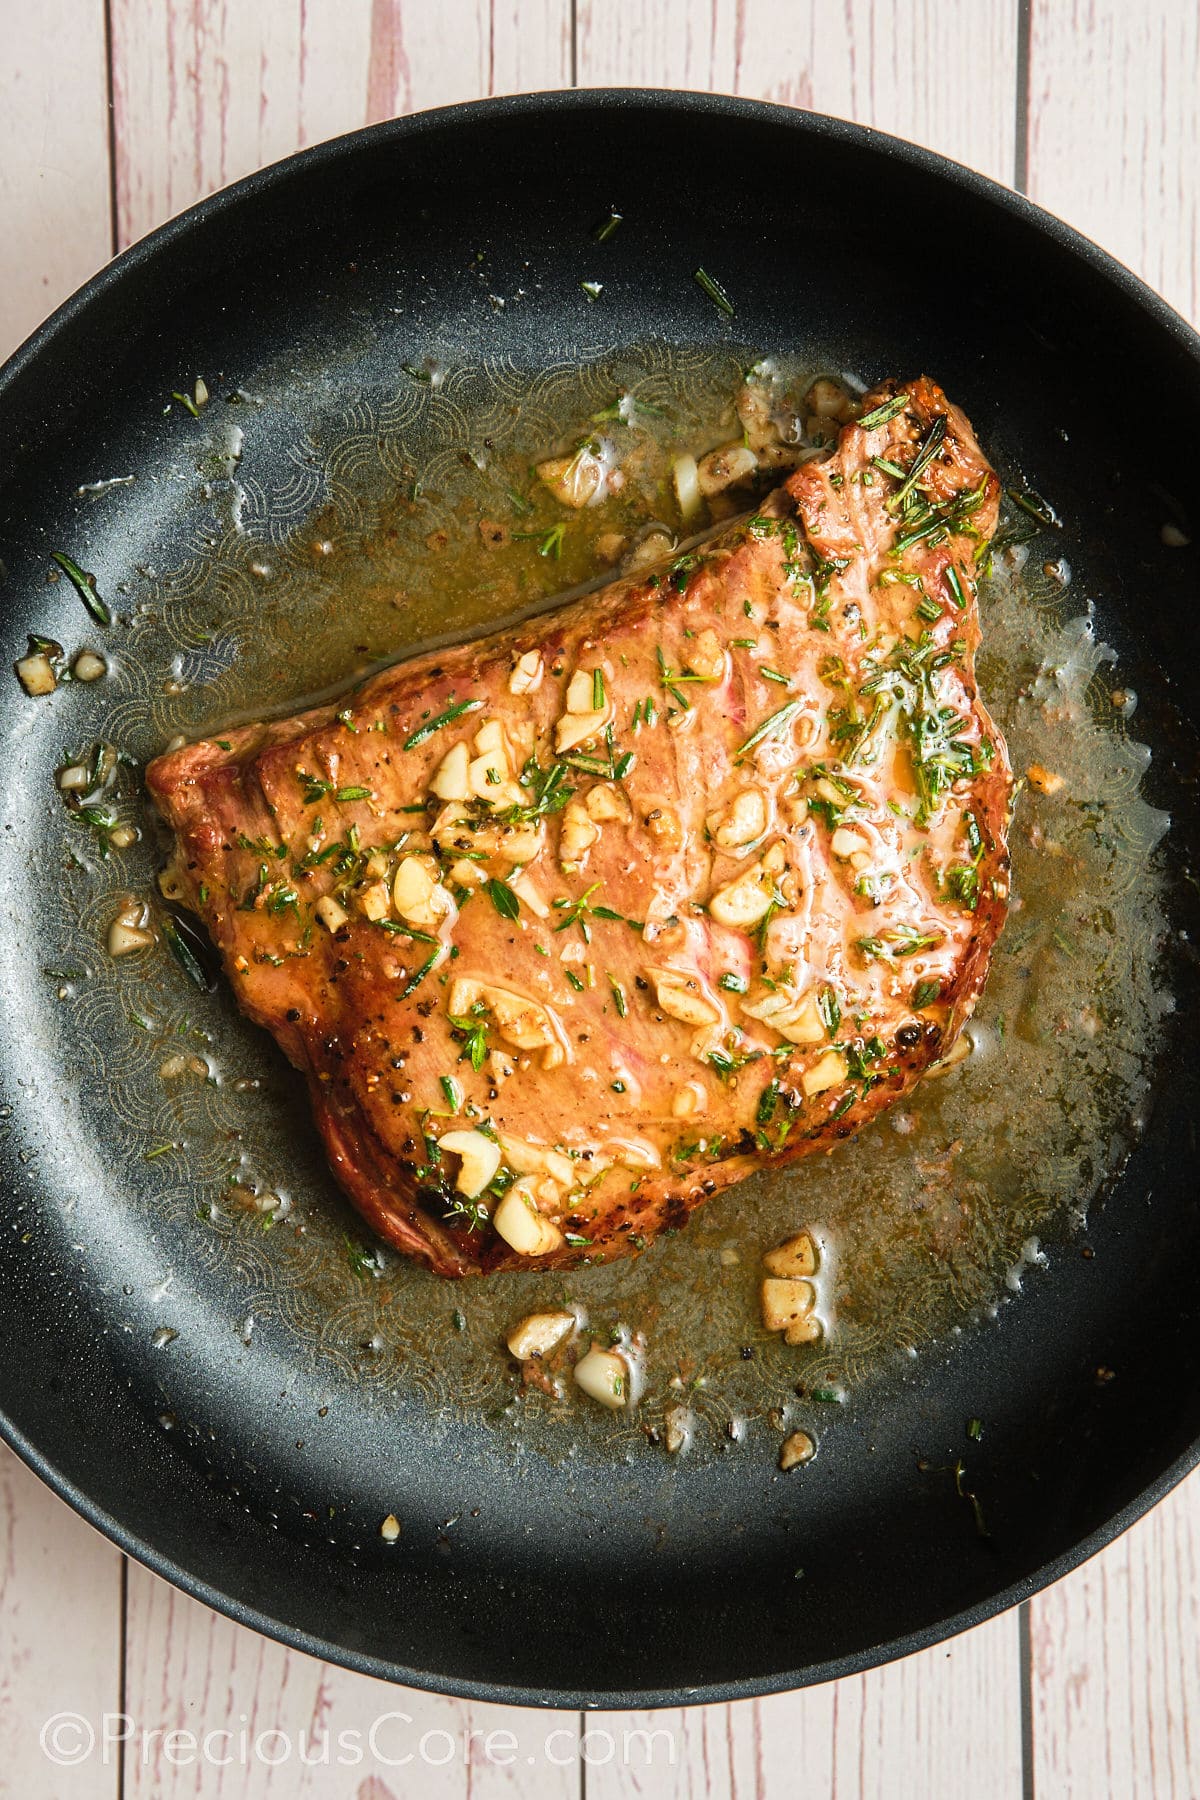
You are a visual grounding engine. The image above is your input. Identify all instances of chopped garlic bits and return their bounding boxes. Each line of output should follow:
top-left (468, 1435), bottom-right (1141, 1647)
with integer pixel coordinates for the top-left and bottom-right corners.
top-left (709, 842), bottom-right (789, 931)
top-left (447, 977), bottom-right (567, 1068)
top-left (392, 854), bottom-right (454, 931)
top-left (573, 1345), bottom-right (630, 1409)
top-left (555, 665), bottom-right (613, 754)
top-left (645, 966), bottom-right (721, 1029)
top-left (506, 1310), bottom-right (576, 1360)
top-left (438, 1129), bottom-right (501, 1198)
top-left (708, 786), bottom-right (768, 851)
top-left (492, 1180), bottom-right (565, 1256)
top-left (108, 898), bottom-right (154, 957)
top-left (508, 649), bottom-right (543, 695)
top-left (741, 986), bottom-right (824, 1045)
top-left (760, 1231), bottom-right (825, 1346)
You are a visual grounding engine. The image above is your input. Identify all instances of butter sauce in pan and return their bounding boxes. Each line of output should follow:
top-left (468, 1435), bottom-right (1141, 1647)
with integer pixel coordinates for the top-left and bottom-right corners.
top-left (44, 349), bottom-right (1169, 1456)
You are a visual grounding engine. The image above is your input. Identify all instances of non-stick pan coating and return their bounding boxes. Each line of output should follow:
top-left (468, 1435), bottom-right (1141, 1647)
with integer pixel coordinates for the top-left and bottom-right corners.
top-left (1, 92), bottom-right (1198, 1706)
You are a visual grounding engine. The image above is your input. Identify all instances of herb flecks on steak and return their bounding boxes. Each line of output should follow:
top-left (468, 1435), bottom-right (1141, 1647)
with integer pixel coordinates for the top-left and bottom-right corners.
top-left (147, 376), bottom-right (1012, 1277)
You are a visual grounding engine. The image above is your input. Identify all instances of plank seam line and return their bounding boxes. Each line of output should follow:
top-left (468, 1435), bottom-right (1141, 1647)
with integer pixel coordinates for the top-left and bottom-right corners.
top-left (101, 0), bottom-right (119, 254)
top-left (1013, 0), bottom-right (1032, 193)
top-left (1019, 1598), bottom-right (1035, 1800)
top-left (116, 1555), bottom-right (128, 1800)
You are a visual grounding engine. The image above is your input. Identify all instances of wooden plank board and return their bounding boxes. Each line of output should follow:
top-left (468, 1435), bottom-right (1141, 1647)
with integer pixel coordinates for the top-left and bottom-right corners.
top-left (0, 1442), bottom-right (123, 1798)
top-left (1030, 1473), bottom-right (1200, 1800)
top-left (576, 0), bottom-right (1017, 184)
top-left (8, 7), bottom-right (1195, 1797)
top-left (108, 8), bottom-right (579, 1794)
top-left (575, 5), bottom-right (1023, 1782)
top-left (588, 1613), bottom-right (1022, 1800)
top-left (121, 1561), bottom-right (579, 1797)
top-left (1026, 0), bottom-right (1200, 326)
top-left (109, 0), bottom-right (572, 252)
top-left (0, 0), bottom-right (112, 360)
top-left (1024, 6), bottom-right (1200, 1793)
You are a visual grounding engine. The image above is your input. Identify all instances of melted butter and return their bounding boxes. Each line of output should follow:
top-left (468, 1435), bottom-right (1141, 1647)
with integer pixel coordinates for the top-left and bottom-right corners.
top-left (100, 346), bottom-right (1169, 1458)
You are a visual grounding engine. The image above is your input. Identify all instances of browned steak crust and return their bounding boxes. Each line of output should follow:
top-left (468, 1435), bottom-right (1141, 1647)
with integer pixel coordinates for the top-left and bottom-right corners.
top-left (147, 376), bottom-right (1012, 1277)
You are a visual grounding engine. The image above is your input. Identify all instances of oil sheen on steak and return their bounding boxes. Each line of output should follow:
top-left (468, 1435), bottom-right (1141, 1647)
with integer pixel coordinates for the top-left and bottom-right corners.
top-left (147, 377), bottom-right (1013, 1277)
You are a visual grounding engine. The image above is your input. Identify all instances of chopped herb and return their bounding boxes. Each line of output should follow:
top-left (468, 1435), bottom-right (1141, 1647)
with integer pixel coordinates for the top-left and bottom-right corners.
top-left (693, 266), bottom-right (734, 316)
top-left (551, 881), bottom-right (632, 943)
top-left (859, 632), bottom-right (976, 824)
top-left (706, 1043), bottom-right (763, 1082)
top-left (857, 392), bottom-right (910, 430)
top-left (817, 986), bottom-right (841, 1037)
top-left (735, 699), bottom-right (804, 761)
top-left (892, 476), bottom-right (989, 554)
top-left (945, 564), bottom-right (968, 610)
top-left (565, 968), bottom-right (585, 993)
top-left (336, 708), bottom-right (359, 732)
top-left (593, 210), bottom-right (623, 242)
top-left (443, 1196), bottom-right (492, 1234)
top-left (514, 522), bottom-right (567, 559)
top-left (591, 393), bottom-right (665, 424)
top-left (335, 785), bottom-right (372, 803)
top-left (592, 667), bottom-right (605, 710)
top-left (731, 637), bottom-right (757, 649)
top-left (160, 914), bottom-right (214, 990)
top-left (580, 279), bottom-right (603, 300)
top-left (915, 594), bottom-right (942, 622)
top-left (967, 1417), bottom-right (984, 1441)
top-left (439, 1075), bottom-right (463, 1112)
top-left (143, 1141), bottom-right (177, 1161)
top-left (51, 551), bottom-right (111, 626)
top-left (912, 978), bottom-right (942, 1008)
top-left (756, 1079), bottom-right (780, 1127)
top-left (608, 975), bottom-right (628, 1018)
top-left (718, 972), bottom-right (748, 994)
top-left (449, 1006), bottom-right (489, 1071)
top-left (497, 756), bottom-right (574, 826)
top-left (872, 454), bottom-right (907, 479)
top-left (857, 925), bottom-right (945, 960)
top-left (403, 698), bottom-right (483, 751)
top-left (1007, 486), bottom-right (1058, 528)
top-left (886, 413), bottom-right (948, 514)
top-left (344, 1235), bottom-right (382, 1276)
top-left (811, 1386), bottom-right (844, 1404)
top-left (486, 877), bottom-right (521, 921)
top-left (171, 389), bottom-right (200, 418)
top-left (955, 1458), bottom-right (990, 1538)
top-left (565, 1233), bottom-right (593, 1247)
top-left (759, 666), bottom-right (790, 686)
top-left (945, 862), bottom-right (981, 911)
top-left (401, 948), bottom-right (441, 998)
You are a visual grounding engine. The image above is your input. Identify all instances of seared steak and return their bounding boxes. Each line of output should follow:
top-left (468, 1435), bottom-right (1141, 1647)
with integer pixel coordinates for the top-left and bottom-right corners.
top-left (147, 376), bottom-right (1012, 1277)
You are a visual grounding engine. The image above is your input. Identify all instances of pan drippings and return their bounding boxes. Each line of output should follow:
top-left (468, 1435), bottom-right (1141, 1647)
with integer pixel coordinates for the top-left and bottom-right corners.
top-left (51, 345), bottom-right (1170, 1460)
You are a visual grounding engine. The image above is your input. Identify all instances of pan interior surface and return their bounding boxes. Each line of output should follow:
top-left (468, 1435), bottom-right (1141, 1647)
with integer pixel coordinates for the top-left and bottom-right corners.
top-left (1, 93), bottom-right (1198, 1705)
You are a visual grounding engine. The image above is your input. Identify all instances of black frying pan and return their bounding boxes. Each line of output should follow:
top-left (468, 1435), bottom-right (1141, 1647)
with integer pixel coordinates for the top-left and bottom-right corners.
top-left (2, 91), bottom-right (1199, 1708)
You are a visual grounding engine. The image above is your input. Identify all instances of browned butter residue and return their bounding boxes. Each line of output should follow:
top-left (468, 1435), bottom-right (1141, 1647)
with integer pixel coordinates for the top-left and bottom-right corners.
top-left (97, 346), bottom-right (1170, 1456)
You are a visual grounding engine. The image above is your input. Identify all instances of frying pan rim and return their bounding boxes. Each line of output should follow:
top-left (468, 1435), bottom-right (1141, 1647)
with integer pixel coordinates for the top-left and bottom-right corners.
top-left (1, 86), bottom-right (1197, 1710)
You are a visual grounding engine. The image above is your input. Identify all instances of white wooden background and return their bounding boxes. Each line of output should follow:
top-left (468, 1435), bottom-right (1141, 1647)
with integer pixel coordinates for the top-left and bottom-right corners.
top-left (2, 3), bottom-right (1198, 1794)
